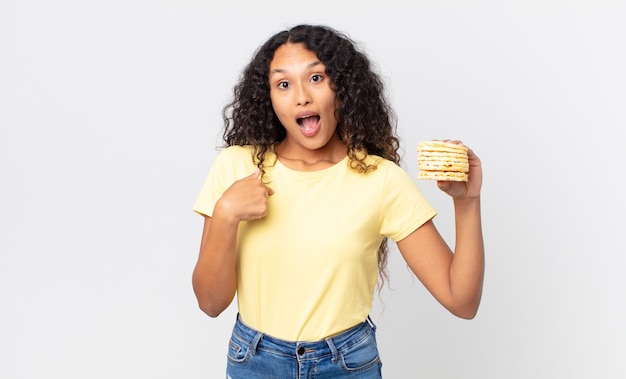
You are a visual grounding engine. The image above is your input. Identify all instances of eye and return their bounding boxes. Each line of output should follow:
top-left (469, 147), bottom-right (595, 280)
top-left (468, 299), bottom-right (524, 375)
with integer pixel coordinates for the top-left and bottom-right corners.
top-left (310, 74), bottom-right (323, 83)
top-left (277, 81), bottom-right (290, 89)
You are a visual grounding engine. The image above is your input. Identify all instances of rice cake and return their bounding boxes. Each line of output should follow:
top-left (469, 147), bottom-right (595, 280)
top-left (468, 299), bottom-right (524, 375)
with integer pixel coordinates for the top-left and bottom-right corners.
top-left (417, 140), bottom-right (469, 182)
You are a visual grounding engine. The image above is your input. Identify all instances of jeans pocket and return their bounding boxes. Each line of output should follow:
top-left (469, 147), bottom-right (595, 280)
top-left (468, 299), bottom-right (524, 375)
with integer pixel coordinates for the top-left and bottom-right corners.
top-left (226, 337), bottom-right (250, 364)
top-left (339, 331), bottom-right (381, 372)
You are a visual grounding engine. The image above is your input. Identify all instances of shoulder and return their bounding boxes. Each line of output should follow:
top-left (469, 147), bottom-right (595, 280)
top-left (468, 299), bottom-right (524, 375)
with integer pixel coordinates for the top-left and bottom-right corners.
top-left (362, 155), bottom-right (420, 193)
top-left (360, 154), bottom-right (407, 177)
top-left (213, 145), bottom-right (260, 167)
top-left (343, 155), bottom-right (413, 191)
top-left (208, 145), bottom-right (260, 179)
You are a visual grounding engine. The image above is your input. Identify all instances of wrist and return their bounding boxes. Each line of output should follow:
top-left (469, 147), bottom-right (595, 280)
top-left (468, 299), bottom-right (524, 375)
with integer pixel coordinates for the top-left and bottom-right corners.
top-left (213, 199), bottom-right (242, 225)
top-left (453, 196), bottom-right (481, 210)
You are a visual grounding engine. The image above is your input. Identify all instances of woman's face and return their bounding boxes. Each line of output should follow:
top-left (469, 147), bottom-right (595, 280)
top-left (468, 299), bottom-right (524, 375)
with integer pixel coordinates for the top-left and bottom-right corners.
top-left (269, 43), bottom-right (342, 156)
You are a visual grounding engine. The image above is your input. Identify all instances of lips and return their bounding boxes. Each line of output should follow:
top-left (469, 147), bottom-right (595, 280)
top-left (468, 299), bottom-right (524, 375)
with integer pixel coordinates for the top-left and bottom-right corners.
top-left (296, 114), bottom-right (321, 137)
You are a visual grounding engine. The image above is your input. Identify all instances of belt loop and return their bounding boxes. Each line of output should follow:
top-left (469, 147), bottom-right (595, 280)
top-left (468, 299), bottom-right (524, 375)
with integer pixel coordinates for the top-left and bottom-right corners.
top-left (325, 337), bottom-right (339, 364)
top-left (250, 331), bottom-right (263, 356)
top-left (366, 315), bottom-right (377, 331)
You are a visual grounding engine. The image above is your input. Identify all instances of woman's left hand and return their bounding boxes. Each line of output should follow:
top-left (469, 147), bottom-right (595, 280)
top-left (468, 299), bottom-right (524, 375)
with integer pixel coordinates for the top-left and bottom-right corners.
top-left (436, 140), bottom-right (482, 200)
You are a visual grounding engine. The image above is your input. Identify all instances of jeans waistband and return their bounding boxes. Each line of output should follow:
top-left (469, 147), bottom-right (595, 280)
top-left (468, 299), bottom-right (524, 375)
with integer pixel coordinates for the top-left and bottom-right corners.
top-left (231, 315), bottom-right (377, 361)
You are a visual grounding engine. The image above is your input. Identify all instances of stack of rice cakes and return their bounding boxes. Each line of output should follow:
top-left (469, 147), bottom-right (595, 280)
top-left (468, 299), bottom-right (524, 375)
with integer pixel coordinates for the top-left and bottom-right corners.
top-left (417, 141), bottom-right (469, 182)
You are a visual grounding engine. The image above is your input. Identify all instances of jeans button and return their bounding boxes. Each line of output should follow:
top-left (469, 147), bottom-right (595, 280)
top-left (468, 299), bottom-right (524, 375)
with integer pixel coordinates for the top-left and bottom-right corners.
top-left (297, 346), bottom-right (305, 355)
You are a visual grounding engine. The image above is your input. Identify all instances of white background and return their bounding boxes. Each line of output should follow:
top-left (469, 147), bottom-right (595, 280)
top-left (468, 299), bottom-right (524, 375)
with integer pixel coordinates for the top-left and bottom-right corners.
top-left (2, 1), bottom-right (625, 378)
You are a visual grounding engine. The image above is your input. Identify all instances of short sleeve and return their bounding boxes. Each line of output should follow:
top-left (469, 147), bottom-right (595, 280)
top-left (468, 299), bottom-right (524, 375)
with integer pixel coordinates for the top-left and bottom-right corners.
top-left (379, 163), bottom-right (437, 242)
top-left (192, 146), bottom-right (257, 217)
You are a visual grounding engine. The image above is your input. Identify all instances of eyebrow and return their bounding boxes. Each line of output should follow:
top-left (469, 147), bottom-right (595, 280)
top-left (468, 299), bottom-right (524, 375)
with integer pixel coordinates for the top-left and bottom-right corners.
top-left (269, 61), bottom-right (323, 76)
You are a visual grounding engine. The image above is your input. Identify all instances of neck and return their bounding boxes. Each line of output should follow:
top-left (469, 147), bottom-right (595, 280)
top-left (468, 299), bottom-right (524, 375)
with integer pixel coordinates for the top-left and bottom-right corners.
top-left (274, 139), bottom-right (347, 171)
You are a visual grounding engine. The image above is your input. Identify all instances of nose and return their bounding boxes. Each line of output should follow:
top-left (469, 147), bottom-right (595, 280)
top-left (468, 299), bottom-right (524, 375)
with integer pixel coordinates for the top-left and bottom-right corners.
top-left (295, 84), bottom-right (311, 106)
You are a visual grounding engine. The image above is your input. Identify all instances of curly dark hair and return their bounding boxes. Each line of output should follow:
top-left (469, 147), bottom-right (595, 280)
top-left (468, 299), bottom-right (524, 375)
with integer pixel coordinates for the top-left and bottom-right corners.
top-left (221, 24), bottom-right (401, 287)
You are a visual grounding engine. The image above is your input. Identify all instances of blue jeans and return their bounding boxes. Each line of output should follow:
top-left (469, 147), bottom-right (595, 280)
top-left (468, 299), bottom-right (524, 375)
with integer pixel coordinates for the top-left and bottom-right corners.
top-left (226, 315), bottom-right (383, 378)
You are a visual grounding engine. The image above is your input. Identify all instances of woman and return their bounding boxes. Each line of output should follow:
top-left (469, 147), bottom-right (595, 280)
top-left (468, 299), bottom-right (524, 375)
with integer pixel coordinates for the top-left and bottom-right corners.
top-left (192, 24), bottom-right (484, 378)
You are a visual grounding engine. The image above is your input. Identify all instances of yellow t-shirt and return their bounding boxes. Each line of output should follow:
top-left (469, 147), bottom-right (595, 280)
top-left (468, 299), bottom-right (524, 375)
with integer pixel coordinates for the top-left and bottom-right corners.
top-left (193, 145), bottom-right (437, 341)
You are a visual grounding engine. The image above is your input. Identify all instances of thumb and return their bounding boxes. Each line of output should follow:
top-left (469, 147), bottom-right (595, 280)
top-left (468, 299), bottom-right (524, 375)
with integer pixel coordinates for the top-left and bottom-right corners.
top-left (249, 168), bottom-right (273, 194)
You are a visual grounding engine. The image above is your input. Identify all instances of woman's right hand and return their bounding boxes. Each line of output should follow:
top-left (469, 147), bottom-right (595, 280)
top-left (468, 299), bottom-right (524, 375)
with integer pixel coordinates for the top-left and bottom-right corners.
top-left (214, 169), bottom-right (274, 222)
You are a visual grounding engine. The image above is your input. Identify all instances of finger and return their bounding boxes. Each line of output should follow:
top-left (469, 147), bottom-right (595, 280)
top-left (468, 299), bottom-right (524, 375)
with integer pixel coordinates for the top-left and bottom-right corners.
top-left (443, 139), bottom-right (464, 147)
top-left (250, 168), bottom-right (261, 179)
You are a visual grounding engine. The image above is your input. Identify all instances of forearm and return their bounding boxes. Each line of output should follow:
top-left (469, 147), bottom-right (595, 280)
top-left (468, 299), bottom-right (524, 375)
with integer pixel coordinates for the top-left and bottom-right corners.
top-left (192, 213), bottom-right (239, 317)
top-left (192, 172), bottom-right (273, 317)
top-left (449, 196), bottom-right (485, 318)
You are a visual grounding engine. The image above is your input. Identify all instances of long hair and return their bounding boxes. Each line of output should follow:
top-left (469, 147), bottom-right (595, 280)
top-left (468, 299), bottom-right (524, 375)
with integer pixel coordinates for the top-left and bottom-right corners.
top-left (221, 24), bottom-right (401, 287)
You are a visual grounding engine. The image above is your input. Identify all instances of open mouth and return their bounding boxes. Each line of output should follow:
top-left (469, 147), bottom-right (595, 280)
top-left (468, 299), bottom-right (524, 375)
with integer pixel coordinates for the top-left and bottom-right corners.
top-left (296, 114), bottom-right (320, 127)
top-left (296, 114), bottom-right (321, 137)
